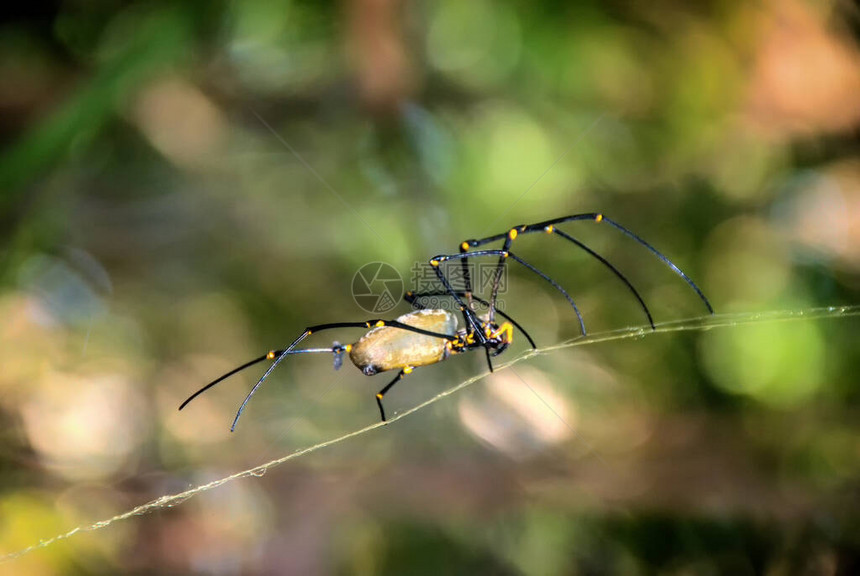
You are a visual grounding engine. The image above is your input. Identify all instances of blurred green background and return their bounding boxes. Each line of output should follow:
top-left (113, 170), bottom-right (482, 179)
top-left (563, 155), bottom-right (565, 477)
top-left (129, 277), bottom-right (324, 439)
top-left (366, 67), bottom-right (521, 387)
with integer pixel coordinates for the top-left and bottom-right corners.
top-left (2, 0), bottom-right (860, 574)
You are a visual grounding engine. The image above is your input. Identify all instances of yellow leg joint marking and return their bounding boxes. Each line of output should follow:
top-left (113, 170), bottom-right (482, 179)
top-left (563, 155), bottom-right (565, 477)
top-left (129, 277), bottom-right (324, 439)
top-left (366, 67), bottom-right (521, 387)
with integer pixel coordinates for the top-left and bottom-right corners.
top-left (307, 330), bottom-right (313, 335)
top-left (267, 350), bottom-right (276, 360)
top-left (403, 366), bottom-right (414, 375)
top-left (508, 228), bottom-right (518, 240)
top-left (460, 241), bottom-right (470, 251)
top-left (375, 320), bottom-right (385, 327)
top-left (345, 344), bottom-right (352, 352)
top-left (503, 251), bottom-right (509, 258)
top-left (430, 259), bottom-right (440, 267)
top-left (545, 224), bottom-right (554, 233)
top-left (595, 213), bottom-right (603, 222)
top-left (376, 393), bottom-right (383, 399)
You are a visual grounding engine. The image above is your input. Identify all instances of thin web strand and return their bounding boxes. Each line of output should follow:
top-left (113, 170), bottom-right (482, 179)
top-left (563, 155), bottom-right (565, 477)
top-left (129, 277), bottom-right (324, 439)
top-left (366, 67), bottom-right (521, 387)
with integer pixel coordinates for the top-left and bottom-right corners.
top-left (2, 304), bottom-right (858, 563)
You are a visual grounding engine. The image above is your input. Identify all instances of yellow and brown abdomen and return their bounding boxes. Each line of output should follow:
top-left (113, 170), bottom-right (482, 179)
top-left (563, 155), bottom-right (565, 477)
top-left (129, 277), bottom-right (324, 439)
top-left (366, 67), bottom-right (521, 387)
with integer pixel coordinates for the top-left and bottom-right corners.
top-left (349, 309), bottom-right (458, 375)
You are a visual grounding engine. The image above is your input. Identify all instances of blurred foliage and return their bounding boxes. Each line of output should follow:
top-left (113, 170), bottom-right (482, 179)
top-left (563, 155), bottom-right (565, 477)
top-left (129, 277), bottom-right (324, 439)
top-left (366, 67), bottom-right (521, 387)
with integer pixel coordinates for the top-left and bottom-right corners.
top-left (1, 0), bottom-right (860, 574)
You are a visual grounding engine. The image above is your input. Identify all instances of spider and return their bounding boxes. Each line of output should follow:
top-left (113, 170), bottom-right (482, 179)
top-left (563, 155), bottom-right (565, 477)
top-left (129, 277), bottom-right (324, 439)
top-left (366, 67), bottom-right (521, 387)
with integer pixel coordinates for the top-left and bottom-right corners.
top-left (179, 213), bottom-right (713, 430)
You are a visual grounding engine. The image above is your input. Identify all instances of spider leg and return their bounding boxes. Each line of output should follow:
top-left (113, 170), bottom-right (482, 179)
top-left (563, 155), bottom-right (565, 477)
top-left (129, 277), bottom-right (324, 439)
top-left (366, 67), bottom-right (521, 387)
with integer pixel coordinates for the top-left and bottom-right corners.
top-left (428, 258), bottom-right (489, 345)
top-left (548, 228), bottom-right (654, 329)
top-left (376, 367), bottom-right (414, 422)
top-left (596, 215), bottom-right (712, 314)
top-left (431, 250), bottom-right (587, 336)
top-left (405, 290), bottom-right (537, 349)
top-left (230, 319), bottom-right (464, 431)
top-left (458, 241), bottom-right (475, 312)
top-left (464, 213), bottom-right (712, 317)
top-left (460, 227), bottom-right (570, 326)
top-left (182, 319), bottom-right (460, 431)
top-left (178, 346), bottom-right (345, 411)
top-left (465, 224), bottom-right (655, 329)
top-left (484, 347), bottom-right (494, 373)
top-left (528, 213), bottom-right (712, 314)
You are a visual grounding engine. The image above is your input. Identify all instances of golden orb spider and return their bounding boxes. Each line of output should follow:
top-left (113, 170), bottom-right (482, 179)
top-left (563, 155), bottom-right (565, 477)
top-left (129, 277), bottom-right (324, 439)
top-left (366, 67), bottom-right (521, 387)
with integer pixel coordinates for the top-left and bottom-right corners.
top-left (179, 213), bottom-right (713, 430)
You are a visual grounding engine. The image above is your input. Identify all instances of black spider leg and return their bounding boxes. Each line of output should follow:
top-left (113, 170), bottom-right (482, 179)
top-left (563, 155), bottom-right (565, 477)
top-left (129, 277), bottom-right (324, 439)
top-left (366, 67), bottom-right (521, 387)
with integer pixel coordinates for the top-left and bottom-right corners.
top-left (598, 215), bottom-right (713, 314)
top-left (428, 257), bottom-right (505, 372)
top-left (232, 319), bottom-right (462, 430)
top-left (428, 257), bottom-right (489, 345)
top-left (179, 347), bottom-right (346, 411)
top-left (463, 222), bottom-right (655, 330)
top-left (185, 319), bottom-right (459, 431)
top-left (431, 250), bottom-right (587, 336)
top-left (490, 231), bottom-right (515, 324)
top-left (527, 213), bottom-right (713, 314)
top-left (376, 368), bottom-right (412, 421)
top-left (551, 228), bottom-right (654, 329)
top-left (458, 241), bottom-right (475, 312)
top-left (405, 290), bottom-right (537, 349)
top-left (458, 232), bottom-right (511, 325)
top-left (483, 348), bottom-right (495, 372)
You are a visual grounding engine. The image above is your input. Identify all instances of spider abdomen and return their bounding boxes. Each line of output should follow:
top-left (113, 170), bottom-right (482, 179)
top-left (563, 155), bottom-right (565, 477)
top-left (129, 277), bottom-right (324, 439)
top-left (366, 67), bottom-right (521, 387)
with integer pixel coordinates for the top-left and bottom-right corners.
top-left (349, 309), bottom-right (458, 375)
